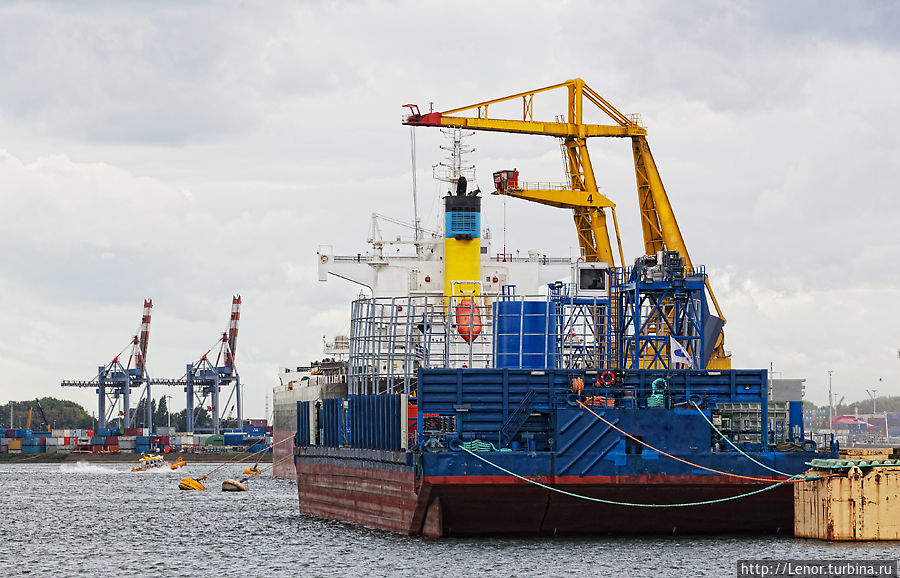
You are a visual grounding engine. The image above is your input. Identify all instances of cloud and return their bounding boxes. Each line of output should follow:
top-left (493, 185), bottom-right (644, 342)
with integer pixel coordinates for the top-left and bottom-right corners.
top-left (0, 1), bottom-right (898, 417)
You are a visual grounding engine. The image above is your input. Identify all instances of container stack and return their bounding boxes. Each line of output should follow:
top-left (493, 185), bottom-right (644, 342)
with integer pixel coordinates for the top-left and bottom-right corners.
top-left (0, 423), bottom-right (270, 455)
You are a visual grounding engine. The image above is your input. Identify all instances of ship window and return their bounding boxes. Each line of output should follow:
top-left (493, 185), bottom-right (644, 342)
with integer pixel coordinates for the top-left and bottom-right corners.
top-left (579, 268), bottom-right (606, 291)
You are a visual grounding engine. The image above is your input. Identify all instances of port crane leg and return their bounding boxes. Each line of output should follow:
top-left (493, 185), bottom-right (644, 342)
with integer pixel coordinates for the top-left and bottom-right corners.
top-left (123, 383), bottom-right (131, 429)
top-left (98, 387), bottom-right (107, 430)
top-left (186, 378), bottom-right (195, 433)
top-left (212, 383), bottom-right (220, 435)
top-left (146, 382), bottom-right (152, 431)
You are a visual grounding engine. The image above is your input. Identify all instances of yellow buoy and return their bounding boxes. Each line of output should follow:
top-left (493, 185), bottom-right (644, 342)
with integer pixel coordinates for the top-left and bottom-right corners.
top-left (243, 466), bottom-right (261, 475)
top-left (179, 477), bottom-right (206, 491)
top-left (222, 478), bottom-right (249, 492)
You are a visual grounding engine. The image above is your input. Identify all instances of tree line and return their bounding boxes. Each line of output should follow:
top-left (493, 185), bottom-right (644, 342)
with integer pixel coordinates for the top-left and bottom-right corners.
top-left (0, 397), bottom-right (212, 431)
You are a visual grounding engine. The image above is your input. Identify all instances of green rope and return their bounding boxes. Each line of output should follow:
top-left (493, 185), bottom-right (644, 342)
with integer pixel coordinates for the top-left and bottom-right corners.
top-left (462, 439), bottom-right (512, 452)
top-left (689, 400), bottom-right (820, 481)
top-left (460, 446), bottom-right (788, 508)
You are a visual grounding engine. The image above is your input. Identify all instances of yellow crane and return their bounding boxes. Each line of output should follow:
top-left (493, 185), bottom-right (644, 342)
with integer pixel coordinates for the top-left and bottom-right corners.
top-left (403, 78), bottom-right (730, 368)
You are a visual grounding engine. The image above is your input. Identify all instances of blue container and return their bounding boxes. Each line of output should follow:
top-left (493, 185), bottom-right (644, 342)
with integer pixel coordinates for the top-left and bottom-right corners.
top-left (22, 437), bottom-right (41, 446)
top-left (244, 426), bottom-right (266, 436)
top-left (14, 429), bottom-right (30, 438)
top-left (91, 436), bottom-right (106, 445)
top-left (22, 445), bottom-right (45, 454)
top-left (136, 436), bottom-right (150, 444)
top-left (494, 300), bottom-right (559, 369)
top-left (349, 394), bottom-right (402, 451)
top-left (32, 430), bottom-right (51, 438)
top-left (296, 401), bottom-right (310, 446)
top-left (223, 433), bottom-right (245, 446)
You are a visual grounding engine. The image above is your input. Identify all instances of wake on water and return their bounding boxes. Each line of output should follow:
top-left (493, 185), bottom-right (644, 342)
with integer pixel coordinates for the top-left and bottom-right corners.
top-left (60, 461), bottom-right (121, 474)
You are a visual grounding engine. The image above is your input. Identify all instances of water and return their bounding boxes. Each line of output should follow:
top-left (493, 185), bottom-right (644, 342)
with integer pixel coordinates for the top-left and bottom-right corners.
top-left (0, 462), bottom-right (896, 577)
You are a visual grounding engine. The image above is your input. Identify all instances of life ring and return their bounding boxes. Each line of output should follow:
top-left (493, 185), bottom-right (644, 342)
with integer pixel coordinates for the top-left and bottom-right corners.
top-left (576, 257), bottom-right (585, 263)
top-left (802, 440), bottom-right (817, 452)
top-left (319, 254), bottom-right (329, 263)
top-left (600, 370), bottom-right (615, 386)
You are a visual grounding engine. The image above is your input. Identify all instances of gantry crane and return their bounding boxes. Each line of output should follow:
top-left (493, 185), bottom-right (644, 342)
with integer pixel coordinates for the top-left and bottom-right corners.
top-left (404, 78), bottom-right (730, 368)
top-left (152, 296), bottom-right (242, 434)
top-left (61, 299), bottom-right (159, 429)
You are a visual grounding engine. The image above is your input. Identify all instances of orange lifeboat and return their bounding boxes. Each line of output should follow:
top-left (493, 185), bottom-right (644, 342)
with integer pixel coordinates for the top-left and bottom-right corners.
top-left (455, 297), bottom-right (482, 343)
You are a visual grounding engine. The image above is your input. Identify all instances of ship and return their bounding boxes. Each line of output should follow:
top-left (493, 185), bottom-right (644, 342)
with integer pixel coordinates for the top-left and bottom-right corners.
top-left (277, 86), bottom-right (838, 535)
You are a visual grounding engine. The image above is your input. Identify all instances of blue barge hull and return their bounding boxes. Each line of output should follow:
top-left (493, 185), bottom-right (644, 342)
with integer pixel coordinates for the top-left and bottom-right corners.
top-left (294, 369), bottom-right (835, 536)
top-left (294, 445), bottom-right (812, 536)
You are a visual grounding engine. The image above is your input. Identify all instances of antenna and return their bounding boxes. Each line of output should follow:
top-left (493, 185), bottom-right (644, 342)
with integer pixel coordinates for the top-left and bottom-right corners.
top-left (410, 126), bottom-right (421, 247)
top-left (433, 127), bottom-right (476, 187)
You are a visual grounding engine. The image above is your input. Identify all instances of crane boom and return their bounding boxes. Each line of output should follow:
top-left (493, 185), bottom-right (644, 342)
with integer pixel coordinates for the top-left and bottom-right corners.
top-left (404, 78), bottom-right (730, 367)
top-left (34, 398), bottom-right (51, 432)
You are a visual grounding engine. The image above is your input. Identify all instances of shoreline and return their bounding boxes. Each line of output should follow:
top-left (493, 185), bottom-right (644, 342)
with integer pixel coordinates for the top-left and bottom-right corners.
top-left (0, 452), bottom-right (274, 464)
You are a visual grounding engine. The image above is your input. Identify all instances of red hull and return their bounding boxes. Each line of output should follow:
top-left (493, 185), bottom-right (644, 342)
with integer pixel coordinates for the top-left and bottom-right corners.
top-left (272, 428), bottom-right (296, 481)
top-left (295, 449), bottom-right (796, 537)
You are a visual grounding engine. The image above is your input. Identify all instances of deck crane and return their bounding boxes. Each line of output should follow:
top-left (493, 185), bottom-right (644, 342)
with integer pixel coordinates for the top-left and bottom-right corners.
top-left (33, 398), bottom-right (51, 432)
top-left (403, 79), bottom-right (730, 368)
top-left (152, 296), bottom-right (242, 434)
top-left (61, 299), bottom-right (158, 429)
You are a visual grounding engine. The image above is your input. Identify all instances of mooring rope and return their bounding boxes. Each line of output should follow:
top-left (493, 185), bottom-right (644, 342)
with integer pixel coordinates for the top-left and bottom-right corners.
top-left (190, 436), bottom-right (293, 482)
top-left (575, 400), bottom-right (801, 483)
top-left (689, 400), bottom-right (804, 479)
top-left (459, 445), bottom-right (788, 508)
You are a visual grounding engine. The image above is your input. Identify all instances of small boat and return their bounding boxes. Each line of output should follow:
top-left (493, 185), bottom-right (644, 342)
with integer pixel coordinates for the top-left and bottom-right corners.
top-left (243, 465), bottom-right (261, 475)
top-left (131, 454), bottom-right (168, 472)
top-left (169, 457), bottom-right (187, 470)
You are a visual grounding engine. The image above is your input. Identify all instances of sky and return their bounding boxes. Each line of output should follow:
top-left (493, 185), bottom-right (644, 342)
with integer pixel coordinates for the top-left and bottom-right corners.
top-left (1, 0), bottom-right (898, 420)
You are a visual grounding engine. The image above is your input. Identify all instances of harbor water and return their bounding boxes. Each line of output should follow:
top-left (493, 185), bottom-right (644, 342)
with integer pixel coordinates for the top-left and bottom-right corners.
top-left (0, 463), bottom-right (896, 577)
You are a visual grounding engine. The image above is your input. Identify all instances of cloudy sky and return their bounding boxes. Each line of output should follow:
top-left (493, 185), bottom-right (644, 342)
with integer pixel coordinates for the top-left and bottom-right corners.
top-left (1, 1), bottom-right (898, 419)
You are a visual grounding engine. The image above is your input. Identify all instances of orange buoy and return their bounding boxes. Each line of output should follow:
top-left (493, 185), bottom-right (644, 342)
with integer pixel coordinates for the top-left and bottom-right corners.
top-left (455, 297), bottom-right (482, 343)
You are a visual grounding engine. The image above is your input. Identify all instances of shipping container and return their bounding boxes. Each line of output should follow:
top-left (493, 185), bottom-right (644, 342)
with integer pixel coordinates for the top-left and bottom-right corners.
top-left (22, 445), bottom-right (44, 454)
top-left (22, 437), bottom-right (41, 446)
top-left (91, 436), bottom-right (106, 445)
top-left (223, 433), bottom-right (245, 446)
top-left (205, 435), bottom-right (225, 446)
